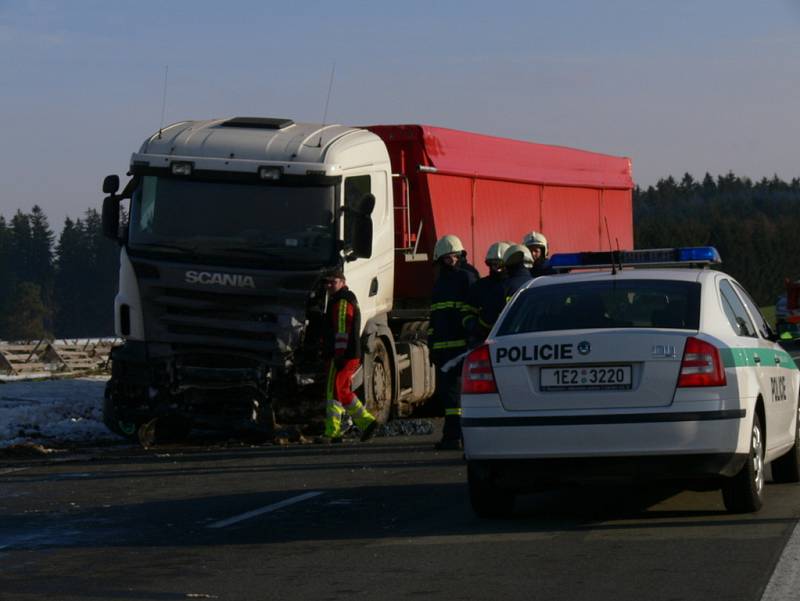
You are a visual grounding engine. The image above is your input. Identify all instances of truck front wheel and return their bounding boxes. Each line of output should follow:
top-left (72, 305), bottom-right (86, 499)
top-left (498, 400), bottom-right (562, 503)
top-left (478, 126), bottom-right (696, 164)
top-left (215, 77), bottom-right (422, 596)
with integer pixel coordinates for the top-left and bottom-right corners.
top-left (364, 337), bottom-right (393, 423)
top-left (103, 382), bottom-right (140, 441)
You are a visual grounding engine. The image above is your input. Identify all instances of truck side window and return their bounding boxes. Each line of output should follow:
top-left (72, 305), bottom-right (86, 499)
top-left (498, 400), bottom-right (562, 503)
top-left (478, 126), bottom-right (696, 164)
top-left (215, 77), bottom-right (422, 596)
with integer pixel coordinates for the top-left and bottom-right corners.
top-left (731, 281), bottom-right (775, 340)
top-left (345, 175), bottom-right (371, 206)
top-left (719, 280), bottom-right (757, 338)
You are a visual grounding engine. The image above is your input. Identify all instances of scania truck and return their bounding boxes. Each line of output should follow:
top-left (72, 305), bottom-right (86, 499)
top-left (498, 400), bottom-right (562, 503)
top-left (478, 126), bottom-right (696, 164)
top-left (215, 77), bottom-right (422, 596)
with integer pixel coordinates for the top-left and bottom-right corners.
top-left (101, 117), bottom-right (634, 439)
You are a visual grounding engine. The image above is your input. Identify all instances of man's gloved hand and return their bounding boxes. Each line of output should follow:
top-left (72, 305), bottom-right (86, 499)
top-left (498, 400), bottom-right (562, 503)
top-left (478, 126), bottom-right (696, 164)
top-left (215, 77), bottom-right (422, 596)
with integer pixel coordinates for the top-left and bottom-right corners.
top-left (334, 356), bottom-right (347, 370)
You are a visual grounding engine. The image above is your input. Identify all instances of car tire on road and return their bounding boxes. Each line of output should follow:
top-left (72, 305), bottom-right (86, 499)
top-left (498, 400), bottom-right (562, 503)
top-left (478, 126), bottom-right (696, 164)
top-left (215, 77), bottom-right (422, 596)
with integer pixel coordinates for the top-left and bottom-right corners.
top-left (771, 398), bottom-right (800, 484)
top-left (722, 412), bottom-right (765, 513)
top-left (468, 462), bottom-right (515, 518)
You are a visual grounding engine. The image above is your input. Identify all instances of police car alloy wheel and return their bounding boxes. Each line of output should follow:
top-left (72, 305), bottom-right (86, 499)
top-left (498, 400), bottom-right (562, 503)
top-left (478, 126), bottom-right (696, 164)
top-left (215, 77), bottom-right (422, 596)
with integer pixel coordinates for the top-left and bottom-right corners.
top-left (468, 462), bottom-right (515, 518)
top-left (771, 399), bottom-right (800, 483)
top-left (722, 413), bottom-right (764, 513)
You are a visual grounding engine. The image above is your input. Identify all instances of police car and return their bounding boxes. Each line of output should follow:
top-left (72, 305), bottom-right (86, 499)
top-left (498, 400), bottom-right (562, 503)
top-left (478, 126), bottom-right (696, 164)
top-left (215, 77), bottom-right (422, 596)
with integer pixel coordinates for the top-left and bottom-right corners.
top-left (461, 247), bottom-right (800, 517)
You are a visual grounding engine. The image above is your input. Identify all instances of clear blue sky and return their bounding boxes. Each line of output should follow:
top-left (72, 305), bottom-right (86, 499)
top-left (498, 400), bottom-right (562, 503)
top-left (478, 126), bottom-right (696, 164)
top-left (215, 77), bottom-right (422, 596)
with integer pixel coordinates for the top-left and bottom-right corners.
top-left (2, 0), bottom-right (799, 231)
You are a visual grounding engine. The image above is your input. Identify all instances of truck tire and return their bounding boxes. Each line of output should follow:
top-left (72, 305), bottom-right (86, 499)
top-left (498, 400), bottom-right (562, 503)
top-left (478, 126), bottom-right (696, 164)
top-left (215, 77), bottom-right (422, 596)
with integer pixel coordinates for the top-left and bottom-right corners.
top-left (722, 412), bottom-right (765, 513)
top-left (771, 398), bottom-right (800, 483)
top-left (102, 382), bottom-right (139, 441)
top-left (364, 337), bottom-right (393, 423)
top-left (468, 462), bottom-right (515, 518)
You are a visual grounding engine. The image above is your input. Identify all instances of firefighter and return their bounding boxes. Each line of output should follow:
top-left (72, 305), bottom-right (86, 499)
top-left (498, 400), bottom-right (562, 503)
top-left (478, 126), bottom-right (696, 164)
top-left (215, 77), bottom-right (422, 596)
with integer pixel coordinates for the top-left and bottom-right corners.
top-left (523, 230), bottom-right (555, 277)
top-left (430, 234), bottom-right (476, 450)
top-left (503, 244), bottom-right (534, 300)
top-left (320, 271), bottom-right (377, 443)
top-left (464, 241), bottom-right (510, 345)
top-left (458, 249), bottom-right (481, 279)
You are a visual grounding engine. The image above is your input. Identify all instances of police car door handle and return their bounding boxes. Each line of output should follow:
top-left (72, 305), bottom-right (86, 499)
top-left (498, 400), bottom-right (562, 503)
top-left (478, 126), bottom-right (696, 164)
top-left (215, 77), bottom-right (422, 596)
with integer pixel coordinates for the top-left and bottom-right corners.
top-left (753, 354), bottom-right (761, 364)
top-left (774, 355), bottom-right (782, 364)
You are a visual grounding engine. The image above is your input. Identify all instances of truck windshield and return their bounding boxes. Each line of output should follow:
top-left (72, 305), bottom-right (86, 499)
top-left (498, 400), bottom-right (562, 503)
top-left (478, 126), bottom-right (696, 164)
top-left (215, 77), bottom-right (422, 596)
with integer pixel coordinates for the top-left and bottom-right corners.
top-left (128, 176), bottom-right (337, 267)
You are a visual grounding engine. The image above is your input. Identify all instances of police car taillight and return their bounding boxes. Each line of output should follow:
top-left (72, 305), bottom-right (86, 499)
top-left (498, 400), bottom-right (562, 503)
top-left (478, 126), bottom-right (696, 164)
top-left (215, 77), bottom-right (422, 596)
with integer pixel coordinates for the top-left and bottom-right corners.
top-left (462, 344), bottom-right (498, 394)
top-left (677, 337), bottom-right (727, 387)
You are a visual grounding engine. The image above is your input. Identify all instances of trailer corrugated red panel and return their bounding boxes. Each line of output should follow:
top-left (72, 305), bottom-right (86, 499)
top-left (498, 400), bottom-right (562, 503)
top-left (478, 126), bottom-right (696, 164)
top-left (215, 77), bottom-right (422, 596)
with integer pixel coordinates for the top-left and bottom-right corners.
top-left (365, 125), bottom-right (634, 302)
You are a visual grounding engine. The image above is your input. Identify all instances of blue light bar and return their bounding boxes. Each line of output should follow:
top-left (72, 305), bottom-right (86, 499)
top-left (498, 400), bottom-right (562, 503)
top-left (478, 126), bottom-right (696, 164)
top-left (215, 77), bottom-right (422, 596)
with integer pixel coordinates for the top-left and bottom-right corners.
top-left (677, 247), bottom-right (722, 263)
top-left (548, 246), bottom-right (722, 270)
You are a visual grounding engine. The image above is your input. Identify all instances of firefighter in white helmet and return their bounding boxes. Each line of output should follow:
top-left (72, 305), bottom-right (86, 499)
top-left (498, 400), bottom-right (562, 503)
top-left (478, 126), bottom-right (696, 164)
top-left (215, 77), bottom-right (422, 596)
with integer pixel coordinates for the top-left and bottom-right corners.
top-left (464, 241), bottom-right (510, 345)
top-left (502, 244), bottom-right (534, 300)
top-left (522, 230), bottom-right (555, 277)
top-left (430, 234), bottom-right (476, 450)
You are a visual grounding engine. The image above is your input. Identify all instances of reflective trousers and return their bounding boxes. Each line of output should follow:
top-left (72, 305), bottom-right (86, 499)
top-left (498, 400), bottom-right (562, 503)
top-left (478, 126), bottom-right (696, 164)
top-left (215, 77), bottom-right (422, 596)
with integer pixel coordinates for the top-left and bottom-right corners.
top-left (326, 358), bottom-right (360, 406)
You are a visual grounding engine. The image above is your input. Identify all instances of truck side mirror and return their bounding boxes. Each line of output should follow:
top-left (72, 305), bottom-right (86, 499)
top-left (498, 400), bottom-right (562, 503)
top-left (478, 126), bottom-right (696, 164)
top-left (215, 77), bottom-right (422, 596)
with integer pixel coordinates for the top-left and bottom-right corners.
top-left (354, 193), bottom-right (375, 217)
top-left (103, 174), bottom-right (120, 195)
top-left (343, 193), bottom-right (375, 259)
top-left (102, 196), bottom-right (121, 241)
top-left (350, 215), bottom-right (373, 259)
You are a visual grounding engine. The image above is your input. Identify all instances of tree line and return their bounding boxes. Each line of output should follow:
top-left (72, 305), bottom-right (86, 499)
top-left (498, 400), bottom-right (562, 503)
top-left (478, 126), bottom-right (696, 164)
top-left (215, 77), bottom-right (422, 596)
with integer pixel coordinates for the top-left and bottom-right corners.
top-left (634, 172), bottom-right (800, 307)
top-left (0, 207), bottom-right (119, 340)
top-left (1, 171), bottom-right (798, 340)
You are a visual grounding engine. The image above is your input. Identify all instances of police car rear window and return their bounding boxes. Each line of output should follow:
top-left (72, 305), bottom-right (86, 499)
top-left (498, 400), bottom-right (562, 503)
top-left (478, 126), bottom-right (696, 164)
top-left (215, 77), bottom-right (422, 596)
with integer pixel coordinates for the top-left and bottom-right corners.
top-left (497, 280), bottom-right (701, 335)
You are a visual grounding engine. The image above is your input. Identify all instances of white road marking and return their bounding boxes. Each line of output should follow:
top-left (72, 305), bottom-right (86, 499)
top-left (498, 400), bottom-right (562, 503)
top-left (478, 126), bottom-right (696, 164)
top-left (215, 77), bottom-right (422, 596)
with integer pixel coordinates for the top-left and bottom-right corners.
top-left (206, 491), bottom-right (323, 529)
top-left (761, 521), bottom-right (800, 601)
top-left (0, 468), bottom-right (29, 476)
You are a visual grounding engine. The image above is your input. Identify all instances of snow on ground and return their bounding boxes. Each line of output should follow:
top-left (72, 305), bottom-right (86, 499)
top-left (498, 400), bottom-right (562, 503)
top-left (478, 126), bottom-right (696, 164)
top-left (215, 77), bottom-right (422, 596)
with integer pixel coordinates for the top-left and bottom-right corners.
top-left (0, 376), bottom-right (118, 449)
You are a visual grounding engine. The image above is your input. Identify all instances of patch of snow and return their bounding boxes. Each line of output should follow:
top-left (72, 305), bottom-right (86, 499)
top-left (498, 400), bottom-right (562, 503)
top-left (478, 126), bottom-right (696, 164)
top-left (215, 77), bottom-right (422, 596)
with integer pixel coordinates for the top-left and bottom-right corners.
top-left (0, 376), bottom-right (119, 448)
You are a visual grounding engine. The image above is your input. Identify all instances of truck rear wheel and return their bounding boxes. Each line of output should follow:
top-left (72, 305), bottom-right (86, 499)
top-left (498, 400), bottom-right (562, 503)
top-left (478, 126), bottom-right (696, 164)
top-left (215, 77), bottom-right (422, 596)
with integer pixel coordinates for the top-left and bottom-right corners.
top-left (364, 337), bottom-right (393, 423)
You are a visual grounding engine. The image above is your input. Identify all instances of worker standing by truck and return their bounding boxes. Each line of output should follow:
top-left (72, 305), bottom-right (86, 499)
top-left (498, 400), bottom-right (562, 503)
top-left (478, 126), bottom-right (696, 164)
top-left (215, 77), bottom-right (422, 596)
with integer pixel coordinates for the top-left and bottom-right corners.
top-left (464, 242), bottom-right (510, 346)
top-left (430, 235), bottom-right (476, 450)
top-left (321, 272), bottom-right (377, 443)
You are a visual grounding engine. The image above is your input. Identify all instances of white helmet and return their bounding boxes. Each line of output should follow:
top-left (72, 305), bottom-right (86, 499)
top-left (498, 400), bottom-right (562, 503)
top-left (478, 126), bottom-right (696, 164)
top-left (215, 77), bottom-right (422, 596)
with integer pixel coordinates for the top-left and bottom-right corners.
top-left (503, 244), bottom-right (534, 268)
top-left (523, 231), bottom-right (548, 256)
top-left (433, 234), bottom-right (465, 261)
top-left (485, 241), bottom-right (510, 263)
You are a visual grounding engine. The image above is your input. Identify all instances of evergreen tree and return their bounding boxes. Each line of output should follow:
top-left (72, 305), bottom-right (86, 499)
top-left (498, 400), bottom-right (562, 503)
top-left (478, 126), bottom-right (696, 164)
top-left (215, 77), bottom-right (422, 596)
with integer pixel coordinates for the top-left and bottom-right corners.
top-left (3, 282), bottom-right (50, 340)
top-left (54, 217), bottom-right (87, 337)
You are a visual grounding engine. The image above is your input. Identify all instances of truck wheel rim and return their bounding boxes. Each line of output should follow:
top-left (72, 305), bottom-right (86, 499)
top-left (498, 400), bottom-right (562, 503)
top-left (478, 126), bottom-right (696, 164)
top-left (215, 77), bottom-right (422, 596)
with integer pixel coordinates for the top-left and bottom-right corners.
top-left (752, 423), bottom-right (764, 495)
top-left (373, 360), bottom-right (389, 403)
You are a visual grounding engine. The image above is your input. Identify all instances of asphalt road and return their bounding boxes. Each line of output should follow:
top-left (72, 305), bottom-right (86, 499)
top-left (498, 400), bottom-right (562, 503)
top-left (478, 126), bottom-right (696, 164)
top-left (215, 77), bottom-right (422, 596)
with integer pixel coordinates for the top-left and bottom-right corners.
top-left (1, 426), bottom-right (800, 601)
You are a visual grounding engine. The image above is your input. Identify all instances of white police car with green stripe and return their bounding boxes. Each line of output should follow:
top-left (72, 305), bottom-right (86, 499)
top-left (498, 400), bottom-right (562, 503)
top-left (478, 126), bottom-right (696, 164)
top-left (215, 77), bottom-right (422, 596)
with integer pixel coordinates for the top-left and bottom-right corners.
top-left (461, 247), bottom-right (800, 516)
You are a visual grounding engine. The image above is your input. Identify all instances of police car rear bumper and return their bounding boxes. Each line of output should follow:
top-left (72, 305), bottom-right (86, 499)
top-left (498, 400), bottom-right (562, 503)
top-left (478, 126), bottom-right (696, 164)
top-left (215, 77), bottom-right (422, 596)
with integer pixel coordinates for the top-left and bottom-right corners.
top-left (467, 453), bottom-right (748, 489)
top-left (462, 408), bottom-right (749, 478)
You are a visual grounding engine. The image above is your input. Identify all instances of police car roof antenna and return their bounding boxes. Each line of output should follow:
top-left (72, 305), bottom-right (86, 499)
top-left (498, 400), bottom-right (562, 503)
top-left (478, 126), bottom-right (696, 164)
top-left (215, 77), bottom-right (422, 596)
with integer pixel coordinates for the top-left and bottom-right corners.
top-left (604, 216), bottom-right (617, 275)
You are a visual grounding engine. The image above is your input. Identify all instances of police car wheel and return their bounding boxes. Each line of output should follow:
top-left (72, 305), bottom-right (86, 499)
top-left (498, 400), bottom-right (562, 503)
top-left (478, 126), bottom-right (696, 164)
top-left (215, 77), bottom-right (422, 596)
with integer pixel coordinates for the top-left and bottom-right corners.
top-left (722, 412), bottom-right (765, 513)
top-left (771, 398), bottom-right (800, 484)
top-left (468, 463), bottom-right (515, 518)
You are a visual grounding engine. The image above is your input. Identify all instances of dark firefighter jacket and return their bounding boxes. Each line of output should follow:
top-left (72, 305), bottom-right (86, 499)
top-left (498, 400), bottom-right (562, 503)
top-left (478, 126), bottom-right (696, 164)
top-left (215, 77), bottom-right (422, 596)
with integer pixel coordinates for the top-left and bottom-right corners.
top-left (429, 266), bottom-right (476, 366)
top-left (503, 265), bottom-right (533, 302)
top-left (530, 259), bottom-right (556, 278)
top-left (324, 287), bottom-right (361, 361)
top-left (464, 272), bottom-right (507, 344)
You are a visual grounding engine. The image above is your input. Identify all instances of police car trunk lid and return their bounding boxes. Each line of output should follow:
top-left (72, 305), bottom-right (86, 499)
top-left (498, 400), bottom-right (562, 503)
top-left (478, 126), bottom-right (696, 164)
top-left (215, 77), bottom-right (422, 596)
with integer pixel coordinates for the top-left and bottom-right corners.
top-left (491, 330), bottom-right (691, 411)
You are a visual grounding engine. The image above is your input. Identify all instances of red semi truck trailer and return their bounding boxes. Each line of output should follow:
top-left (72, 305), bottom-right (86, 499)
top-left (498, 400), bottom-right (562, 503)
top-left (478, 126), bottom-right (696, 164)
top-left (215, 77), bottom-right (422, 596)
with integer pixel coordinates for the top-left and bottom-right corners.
top-left (101, 118), bottom-right (634, 438)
